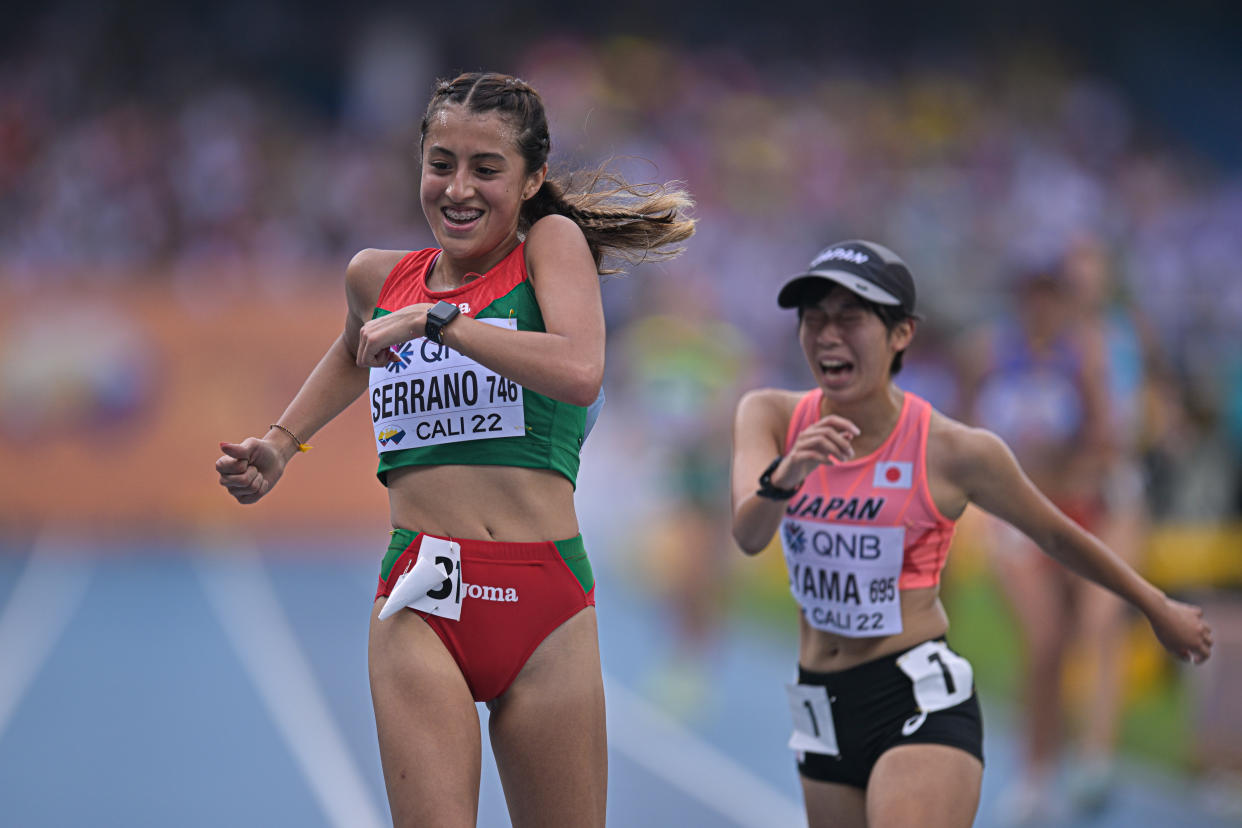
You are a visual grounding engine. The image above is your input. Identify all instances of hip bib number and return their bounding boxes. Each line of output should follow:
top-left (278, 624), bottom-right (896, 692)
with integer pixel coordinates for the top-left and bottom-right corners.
top-left (896, 640), bottom-right (973, 712)
top-left (383, 535), bottom-right (463, 621)
top-left (780, 518), bottom-right (904, 637)
top-left (369, 317), bottom-right (525, 453)
top-left (786, 683), bottom-right (839, 757)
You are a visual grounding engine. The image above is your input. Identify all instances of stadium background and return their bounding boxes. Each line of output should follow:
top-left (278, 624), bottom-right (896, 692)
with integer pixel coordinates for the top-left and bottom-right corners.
top-left (1, 1), bottom-right (1240, 825)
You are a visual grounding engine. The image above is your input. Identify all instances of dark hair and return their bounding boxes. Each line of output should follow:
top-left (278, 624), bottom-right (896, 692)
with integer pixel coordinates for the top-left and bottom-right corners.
top-left (796, 284), bottom-right (915, 376)
top-left (420, 72), bottom-right (696, 274)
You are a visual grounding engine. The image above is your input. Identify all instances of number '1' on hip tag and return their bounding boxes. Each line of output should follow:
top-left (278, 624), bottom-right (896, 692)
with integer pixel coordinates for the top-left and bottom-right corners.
top-left (786, 683), bottom-right (839, 757)
top-left (896, 640), bottom-right (973, 713)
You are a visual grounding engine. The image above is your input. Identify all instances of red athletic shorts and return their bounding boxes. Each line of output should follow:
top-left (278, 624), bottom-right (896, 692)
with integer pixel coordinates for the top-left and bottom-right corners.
top-left (376, 529), bottom-right (596, 702)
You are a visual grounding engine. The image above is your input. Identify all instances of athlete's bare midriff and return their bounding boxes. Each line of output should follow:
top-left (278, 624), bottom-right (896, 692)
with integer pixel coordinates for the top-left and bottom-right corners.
top-left (798, 585), bottom-right (949, 672)
top-left (386, 464), bottom-right (579, 542)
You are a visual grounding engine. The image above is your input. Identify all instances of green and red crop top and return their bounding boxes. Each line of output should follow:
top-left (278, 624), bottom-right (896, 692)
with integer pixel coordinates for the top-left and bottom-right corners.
top-left (368, 243), bottom-right (587, 486)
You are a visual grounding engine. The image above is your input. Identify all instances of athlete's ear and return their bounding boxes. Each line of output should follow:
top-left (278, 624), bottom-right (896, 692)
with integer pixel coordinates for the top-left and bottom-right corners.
top-left (891, 317), bottom-right (916, 352)
top-left (523, 163), bottom-right (547, 201)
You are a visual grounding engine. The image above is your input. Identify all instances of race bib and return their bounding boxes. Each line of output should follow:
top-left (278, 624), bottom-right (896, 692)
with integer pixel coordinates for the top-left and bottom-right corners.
top-left (369, 317), bottom-right (525, 453)
top-left (785, 683), bottom-right (839, 757)
top-left (896, 640), bottom-right (973, 712)
top-left (780, 518), bottom-right (904, 637)
top-left (389, 535), bottom-right (463, 621)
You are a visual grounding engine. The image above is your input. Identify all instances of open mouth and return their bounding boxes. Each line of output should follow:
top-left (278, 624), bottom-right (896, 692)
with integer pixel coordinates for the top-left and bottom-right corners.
top-left (442, 206), bottom-right (483, 227)
top-left (820, 359), bottom-right (855, 380)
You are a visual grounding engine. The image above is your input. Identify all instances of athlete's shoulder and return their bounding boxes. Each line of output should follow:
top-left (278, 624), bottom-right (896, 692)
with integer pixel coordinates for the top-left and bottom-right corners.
top-left (927, 408), bottom-right (1012, 480)
top-left (342, 249), bottom-right (407, 316)
top-left (929, 408), bottom-right (990, 449)
top-left (346, 248), bottom-right (410, 289)
top-left (736, 388), bottom-right (807, 427)
top-left (526, 212), bottom-right (586, 245)
top-left (524, 214), bottom-right (593, 279)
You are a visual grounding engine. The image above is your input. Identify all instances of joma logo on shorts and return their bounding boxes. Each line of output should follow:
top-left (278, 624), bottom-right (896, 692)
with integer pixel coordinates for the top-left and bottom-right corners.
top-left (461, 582), bottom-right (518, 602)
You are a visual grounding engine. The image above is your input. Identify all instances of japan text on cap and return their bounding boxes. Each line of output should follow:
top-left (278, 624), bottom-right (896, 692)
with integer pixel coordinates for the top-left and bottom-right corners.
top-left (777, 240), bottom-right (916, 315)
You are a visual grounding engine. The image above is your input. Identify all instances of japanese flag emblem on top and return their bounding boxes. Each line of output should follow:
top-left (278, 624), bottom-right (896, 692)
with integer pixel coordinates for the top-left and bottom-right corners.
top-left (874, 461), bottom-right (913, 488)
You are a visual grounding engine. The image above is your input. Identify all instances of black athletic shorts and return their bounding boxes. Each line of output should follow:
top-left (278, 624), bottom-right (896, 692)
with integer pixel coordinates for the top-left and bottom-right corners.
top-left (794, 639), bottom-right (984, 789)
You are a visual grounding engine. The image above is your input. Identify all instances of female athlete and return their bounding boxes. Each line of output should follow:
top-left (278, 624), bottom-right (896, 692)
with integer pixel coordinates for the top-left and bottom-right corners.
top-left (216, 72), bottom-right (694, 827)
top-left (730, 239), bottom-right (1212, 828)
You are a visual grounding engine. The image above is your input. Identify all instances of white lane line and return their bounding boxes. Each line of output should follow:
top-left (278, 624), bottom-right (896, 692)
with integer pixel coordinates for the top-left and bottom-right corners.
top-left (196, 549), bottom-right (385, 828)
top-left (603, 674), bottom-right (806, 828)
top-left (0, 532), bottom-right (92, 743)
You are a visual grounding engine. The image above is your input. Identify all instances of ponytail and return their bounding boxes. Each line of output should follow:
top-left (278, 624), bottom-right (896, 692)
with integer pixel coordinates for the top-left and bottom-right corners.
top-left (522, 167), bottom-right (696, 274)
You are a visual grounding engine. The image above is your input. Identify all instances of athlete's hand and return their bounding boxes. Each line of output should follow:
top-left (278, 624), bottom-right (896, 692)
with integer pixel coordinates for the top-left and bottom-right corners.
top-left (356, 303), bottom-right (433, 367)
top-left (772, 415), bottom-right (861, 490)
top-left (1148, 596), bottom-right (1213, 664)
top-left (216, 438), bottom-right (288, 505)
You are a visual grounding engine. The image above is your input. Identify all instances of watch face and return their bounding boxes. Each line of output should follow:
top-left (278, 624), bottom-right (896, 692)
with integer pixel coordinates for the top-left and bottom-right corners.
top-left (426, 300), bottom-right (459, 343)
top-left (431, 300), bottom-right (459, 324)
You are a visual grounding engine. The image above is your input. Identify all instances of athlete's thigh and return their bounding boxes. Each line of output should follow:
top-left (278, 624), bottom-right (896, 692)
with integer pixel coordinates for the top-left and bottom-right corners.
top-left (369, 599), bottom-right (482, 828)
top-left (866, 744), bottom-right (982, 828)
top-left (801, 777), bottom-right (867, 828)
top-left (487, 606), bottom-right (607, 828)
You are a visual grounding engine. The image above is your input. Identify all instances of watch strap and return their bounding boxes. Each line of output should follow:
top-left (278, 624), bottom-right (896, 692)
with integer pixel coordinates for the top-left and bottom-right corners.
top-left (757, 455), bottom-right (800, 500)
top-left (424, 300), bottom-right (461, 344)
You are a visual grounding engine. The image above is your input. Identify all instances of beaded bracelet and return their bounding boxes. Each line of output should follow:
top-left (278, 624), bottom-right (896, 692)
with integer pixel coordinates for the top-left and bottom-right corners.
top-left (269, 423), bottom-right (313, 453)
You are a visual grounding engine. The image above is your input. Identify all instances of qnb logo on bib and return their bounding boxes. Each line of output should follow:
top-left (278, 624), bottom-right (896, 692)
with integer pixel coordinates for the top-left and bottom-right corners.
top-left (783, 521), bottom-right (809, 555)
top-left (462, 582), bottom-right (519, 603)
top-left (386, 342), bottom-right (416, 373)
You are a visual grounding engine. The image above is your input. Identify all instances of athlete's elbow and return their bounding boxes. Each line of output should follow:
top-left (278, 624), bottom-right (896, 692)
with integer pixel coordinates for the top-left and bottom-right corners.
top-left (731, 525), bottom-right (767, 556)
top-left (573, 384), bottom-right (603, 409)
top-left (562, 364), bottom-right (604, 408)
top-left (560, 381), bottom-right (600, 408)
top-left (736, 540), bottom-right (765, 557)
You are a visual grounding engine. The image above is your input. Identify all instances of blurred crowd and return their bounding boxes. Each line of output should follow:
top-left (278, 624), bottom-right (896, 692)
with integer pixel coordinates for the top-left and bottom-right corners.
top-left (2, 6), bottom-right (1240, 518)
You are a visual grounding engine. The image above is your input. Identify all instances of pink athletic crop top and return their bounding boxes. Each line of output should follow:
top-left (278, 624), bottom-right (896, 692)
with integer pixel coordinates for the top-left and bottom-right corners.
top-left (782, 390), bottom-right (955, 590)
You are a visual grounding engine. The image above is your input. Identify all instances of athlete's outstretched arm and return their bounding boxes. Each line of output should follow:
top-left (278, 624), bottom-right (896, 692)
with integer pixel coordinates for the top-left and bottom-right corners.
top-left (215, 248), bottom-right (396, 504)
top-left (943, 423), bottom-right (1213, 663)
top-left (354, 215), bottom-right (605, 407)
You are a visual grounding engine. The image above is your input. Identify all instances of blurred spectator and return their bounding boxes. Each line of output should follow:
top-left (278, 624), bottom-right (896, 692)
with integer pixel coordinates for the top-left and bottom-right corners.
top-left (1060, 234), bottom-right (1165, 815)
top-left (960, 260), bottom-right (1118, 824)
top-left (617, 278), bottom-right (753, 716)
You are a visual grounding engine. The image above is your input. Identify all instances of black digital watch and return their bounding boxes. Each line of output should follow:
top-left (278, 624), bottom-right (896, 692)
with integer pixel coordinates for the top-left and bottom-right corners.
top-left (757, 455), bottom-right (800, 500)
top-left (424, 300), bottom-right (461, 345)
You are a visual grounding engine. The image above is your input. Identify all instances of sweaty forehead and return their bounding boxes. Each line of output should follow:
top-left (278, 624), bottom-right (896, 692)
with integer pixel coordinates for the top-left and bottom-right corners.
top-left (425, 103), bottom-right (519, 149)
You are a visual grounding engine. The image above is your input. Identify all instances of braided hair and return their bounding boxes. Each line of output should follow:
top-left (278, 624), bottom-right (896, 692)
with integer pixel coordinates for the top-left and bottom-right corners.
top-left (420, 72), bottom-right (695, 273)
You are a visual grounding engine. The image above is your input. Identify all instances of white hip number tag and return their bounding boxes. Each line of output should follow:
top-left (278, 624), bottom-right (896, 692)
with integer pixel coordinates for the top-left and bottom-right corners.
top-left (785, 683), bottom-right (839, 757)
top-left (386, 535), bottom-right (462, 621)
top-left (896, 640), bottom-right (973, 712)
